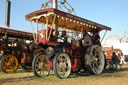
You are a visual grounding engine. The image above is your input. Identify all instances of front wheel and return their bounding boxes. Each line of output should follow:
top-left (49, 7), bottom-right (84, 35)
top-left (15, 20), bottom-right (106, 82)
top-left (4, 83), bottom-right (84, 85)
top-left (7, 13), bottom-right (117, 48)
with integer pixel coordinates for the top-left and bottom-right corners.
top-left (85, 45), bottom-right (105, 75)
top-left (53, 52), bottom-right (71, 79)
top-left (32, 54), bottom-right (50, 77)
top-left (0, 54), bottom-right (19, 73)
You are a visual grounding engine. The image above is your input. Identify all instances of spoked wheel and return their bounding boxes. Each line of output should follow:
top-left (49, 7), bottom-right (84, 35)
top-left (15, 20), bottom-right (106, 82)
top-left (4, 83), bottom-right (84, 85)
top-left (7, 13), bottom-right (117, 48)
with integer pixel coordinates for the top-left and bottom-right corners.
top-left (32, 54), bottom-right (50, 77)
top-left (53, 52), bottom-right (71, 79)
top-left (85, 45), bottom-right (105, 75)
top-left (0, 54), bottom-right (19, 73)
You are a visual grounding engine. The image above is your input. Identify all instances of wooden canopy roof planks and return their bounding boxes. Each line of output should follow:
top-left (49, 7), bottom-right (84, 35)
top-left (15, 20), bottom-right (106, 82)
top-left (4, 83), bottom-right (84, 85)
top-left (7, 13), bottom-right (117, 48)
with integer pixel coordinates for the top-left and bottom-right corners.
top-left (26, 8), bottom-right (111, 33)
top-left (0, 26), bottom-right (33, 40)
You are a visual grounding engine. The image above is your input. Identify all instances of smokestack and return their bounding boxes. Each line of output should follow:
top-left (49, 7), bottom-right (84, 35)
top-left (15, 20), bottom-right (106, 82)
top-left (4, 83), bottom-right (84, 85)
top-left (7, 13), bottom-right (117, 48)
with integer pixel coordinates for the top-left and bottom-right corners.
top-left (5, 0), bottom-right (11, 27)
top-left (52, 0), bottom-right (58, 9)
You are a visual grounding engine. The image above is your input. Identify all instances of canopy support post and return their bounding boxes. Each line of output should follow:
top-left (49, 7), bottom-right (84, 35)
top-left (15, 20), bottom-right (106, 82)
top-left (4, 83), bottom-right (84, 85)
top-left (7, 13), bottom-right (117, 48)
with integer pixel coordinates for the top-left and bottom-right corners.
top-left (36, 19), bottom-right (39, 41)
top-left (48, 14), bottom-right (56, 40)
top-left (101, 30), bottom-right (107, 43)
top-left (46, 15), bottom-right (49, 40)
top-left (30, 21), bottom-right (36, 42)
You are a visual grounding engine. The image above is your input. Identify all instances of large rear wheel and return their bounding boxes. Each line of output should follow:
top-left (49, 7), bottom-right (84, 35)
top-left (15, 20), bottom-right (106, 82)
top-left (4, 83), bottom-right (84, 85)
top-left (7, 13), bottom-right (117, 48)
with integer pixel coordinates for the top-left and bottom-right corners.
top-left (53, 52), bottom-right (71, 79)
top-left (0, 54), bottom-right (19, 73)
top-left (32, 54), bottom-right (50, 77)
top-left (85, 45), bottom-right (105, 75)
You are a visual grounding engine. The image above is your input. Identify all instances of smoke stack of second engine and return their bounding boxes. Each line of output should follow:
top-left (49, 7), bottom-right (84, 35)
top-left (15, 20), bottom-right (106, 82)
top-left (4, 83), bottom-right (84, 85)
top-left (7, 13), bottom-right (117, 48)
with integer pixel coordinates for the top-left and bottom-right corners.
top-left (5, 0), bottom-right (11, 27)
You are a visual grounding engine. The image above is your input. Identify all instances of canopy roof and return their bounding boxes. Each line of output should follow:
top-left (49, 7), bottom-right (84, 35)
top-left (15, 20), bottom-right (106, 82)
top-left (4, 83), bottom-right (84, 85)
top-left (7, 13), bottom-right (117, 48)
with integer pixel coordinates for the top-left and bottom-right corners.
top-left (26, 8), bottom-right (111, 33)
top-left (0, 26), bottom-right (33, 40)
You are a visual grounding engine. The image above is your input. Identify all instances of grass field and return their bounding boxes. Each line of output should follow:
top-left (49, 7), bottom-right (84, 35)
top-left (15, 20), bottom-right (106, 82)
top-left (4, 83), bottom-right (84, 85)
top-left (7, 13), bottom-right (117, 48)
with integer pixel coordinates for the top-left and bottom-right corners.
top-left (0, 64), bottom-right (128, 85)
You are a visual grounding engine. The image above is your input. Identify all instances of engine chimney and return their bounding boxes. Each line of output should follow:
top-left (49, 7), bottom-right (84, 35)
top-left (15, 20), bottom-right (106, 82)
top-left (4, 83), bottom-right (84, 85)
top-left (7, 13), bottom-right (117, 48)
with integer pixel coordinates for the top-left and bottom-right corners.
top-left (52, 0), bottom-right (58, 9)
top-left (5, 0), bottom-right (11, 27)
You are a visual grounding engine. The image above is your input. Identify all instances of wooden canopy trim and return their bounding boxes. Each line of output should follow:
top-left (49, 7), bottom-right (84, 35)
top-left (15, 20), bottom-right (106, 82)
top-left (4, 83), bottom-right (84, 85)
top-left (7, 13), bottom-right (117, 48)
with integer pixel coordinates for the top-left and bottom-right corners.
top-left (26, 8), bottom-right (111, 32)
top-left (0, 26), bottom-right (33, 40)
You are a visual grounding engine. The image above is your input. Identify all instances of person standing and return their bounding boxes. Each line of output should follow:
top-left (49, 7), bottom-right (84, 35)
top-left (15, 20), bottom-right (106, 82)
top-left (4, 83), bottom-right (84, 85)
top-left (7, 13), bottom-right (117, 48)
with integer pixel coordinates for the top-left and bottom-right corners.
top-left (82, 30), bottom-right (93, 47)
top-left (120, 53), bottom-right (126, 64)
top-left (112, 52), bottom-right (120, 70)
top-left (92, 29), bottom-right (101, 46)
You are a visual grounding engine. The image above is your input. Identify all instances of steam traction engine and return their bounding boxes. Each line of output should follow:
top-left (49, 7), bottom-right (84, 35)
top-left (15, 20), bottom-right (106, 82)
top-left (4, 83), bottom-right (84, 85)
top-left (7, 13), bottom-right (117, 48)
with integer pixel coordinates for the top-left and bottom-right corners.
top-left (0, 26), bottom-right (38, 73)
top-left (25, 7), bottom-right (111, 79)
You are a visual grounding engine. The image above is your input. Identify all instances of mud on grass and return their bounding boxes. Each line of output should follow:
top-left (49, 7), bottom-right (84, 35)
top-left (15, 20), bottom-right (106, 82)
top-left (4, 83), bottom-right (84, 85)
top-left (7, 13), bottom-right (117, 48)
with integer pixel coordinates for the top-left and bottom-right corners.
top-left (0, 64), bottom-right (128, 85)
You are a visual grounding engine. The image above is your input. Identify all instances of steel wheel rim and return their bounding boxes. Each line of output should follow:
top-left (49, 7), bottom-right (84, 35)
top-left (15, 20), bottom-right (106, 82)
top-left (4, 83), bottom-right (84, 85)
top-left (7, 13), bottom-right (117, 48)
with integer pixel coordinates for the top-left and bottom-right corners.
top-left (35, 54), bottom-right (50, 77)
top-left (2, 55), bottom-right (18, 73)
top-left (90, 46), bottom-right (104, 74)
top-left (56, 53), bottom-right (71, 78)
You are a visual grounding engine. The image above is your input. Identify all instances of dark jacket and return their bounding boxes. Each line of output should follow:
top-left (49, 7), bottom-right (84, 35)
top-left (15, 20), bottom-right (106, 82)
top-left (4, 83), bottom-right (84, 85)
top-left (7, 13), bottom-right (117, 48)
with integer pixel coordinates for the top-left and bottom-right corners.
top-left (112, 54), bottom-right (120, 64)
